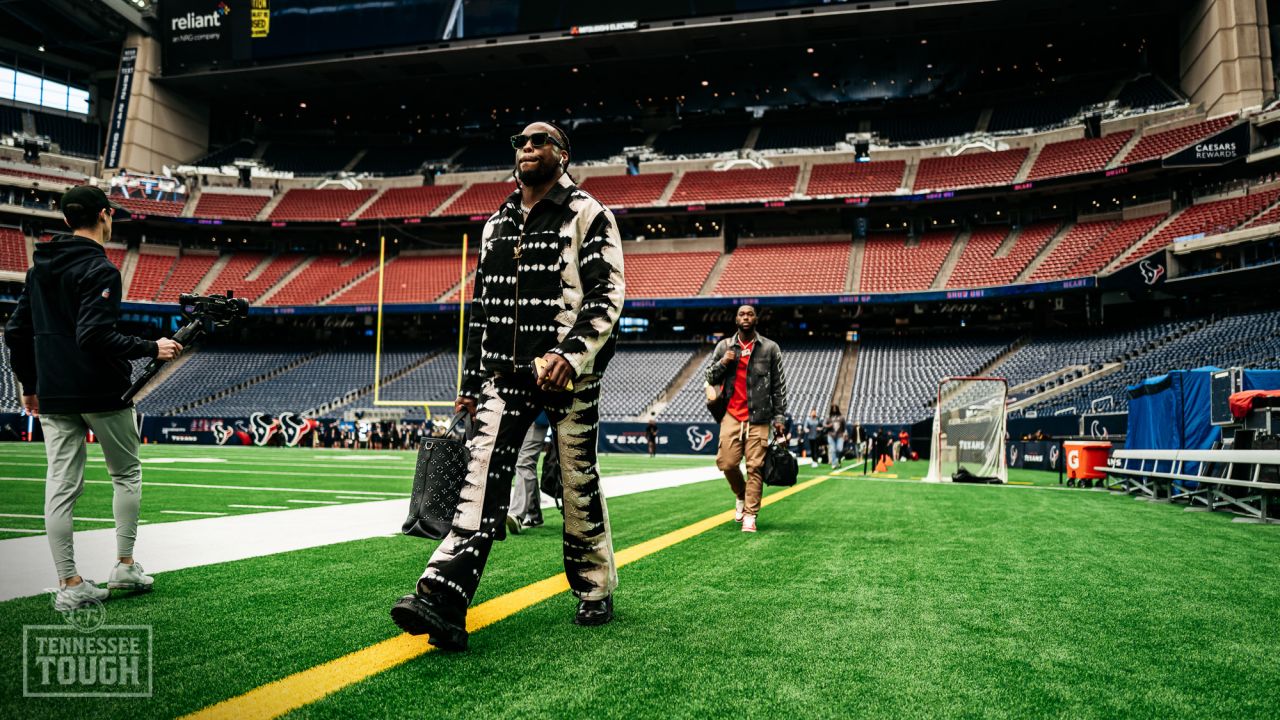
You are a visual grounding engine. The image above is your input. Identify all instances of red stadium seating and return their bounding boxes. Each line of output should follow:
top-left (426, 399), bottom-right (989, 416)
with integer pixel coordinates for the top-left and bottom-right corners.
top-left (152, 254), bottom-right (217, 302)
top-left (104, 246), bottom-right (126, 269)
top-left (357, 186), bottom-right (462, 220)
top-left (332, 253), bottom-right (478, 304)
top-left (579, 174), bottom-right (673, 207)
top-left (113, 195), bottom-right (186, 217)
top-left (192, 192), bottom-right (271, 220)
top-left (0, 167), bottom-right (84, 185)
top-left (268, 188), bottom-right (375, 222)
top-left (626, 251), bottom-right (720, 298)
top-left (861, 232), bottom-right (954, 293)
top-left (203, 253), bottom-right (306, 302)
top-left (1245, 198), bottom-right (1280, 228)
top-left (266, 255), bottom-right (377, 305)
top-left (1073, 216), bottom-right (1165, 276)
top-left (1120, 116), bottom-right (1235, 165)
top-left (805, 160), bottom-right (905, 197)
top-left (439, 181), bottom-right (517, 216)
top-left (0, 227), bottom-right (26, 271)
top-left (945, 222), bottom-right (1058, 288)
top-left (1027, 131), bottom-right (1133, 181)
top-left (1115, 189), bottom-right (1280, 267)
top-left (913, 148), bottom-right (1028, 191)
top-left (1029, 220), bottom-right (1111, 281)
top-left (669, 166), bottom-right (799, 204)
top-left (714, 241), bottom-right (848, 296)
top-left (126, 253), bottom-right (177, 301)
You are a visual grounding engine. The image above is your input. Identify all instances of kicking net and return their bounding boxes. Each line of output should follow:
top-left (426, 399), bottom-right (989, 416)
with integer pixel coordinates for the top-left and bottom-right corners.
top-left (923, 377), bottom-right (1008, 483)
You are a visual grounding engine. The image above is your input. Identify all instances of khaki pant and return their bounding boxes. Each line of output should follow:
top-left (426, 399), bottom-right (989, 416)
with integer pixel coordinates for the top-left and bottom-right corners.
top-left (716, 414), bottom-right (768, 516)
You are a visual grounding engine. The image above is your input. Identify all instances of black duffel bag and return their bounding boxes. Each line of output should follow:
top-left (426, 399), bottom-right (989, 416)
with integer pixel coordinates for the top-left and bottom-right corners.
top-left (763, 437), bottom-right (798, 487)
top-left (402, 411), bottom-right (473, 539)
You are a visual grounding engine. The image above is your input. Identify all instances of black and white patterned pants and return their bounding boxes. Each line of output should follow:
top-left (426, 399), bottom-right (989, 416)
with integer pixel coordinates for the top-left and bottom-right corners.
top-left (418, 373), bottom-right (617, 607)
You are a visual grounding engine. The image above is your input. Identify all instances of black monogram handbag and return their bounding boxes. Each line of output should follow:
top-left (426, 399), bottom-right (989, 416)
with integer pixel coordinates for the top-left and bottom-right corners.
top-left (402, 412), bottom-right (473, 540)
top-left (763, 438), bottom-right (798, 487)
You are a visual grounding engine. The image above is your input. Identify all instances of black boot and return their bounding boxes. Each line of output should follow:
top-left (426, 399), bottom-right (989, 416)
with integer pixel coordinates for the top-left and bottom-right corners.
top-left (574, 595), bottom-right (614, 626)
top-left (390, 592), bottom-right (469, 651)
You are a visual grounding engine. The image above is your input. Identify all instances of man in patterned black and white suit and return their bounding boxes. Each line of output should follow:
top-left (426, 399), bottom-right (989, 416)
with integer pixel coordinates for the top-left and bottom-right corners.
top-left (391, 121), bottom-right (625, 650)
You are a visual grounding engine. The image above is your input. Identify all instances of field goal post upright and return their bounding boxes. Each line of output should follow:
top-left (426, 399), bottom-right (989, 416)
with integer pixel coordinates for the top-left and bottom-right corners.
top-left (923, 376), bottom-right (1009, 484)
top-left (372, 233), bottom-right (470, 418)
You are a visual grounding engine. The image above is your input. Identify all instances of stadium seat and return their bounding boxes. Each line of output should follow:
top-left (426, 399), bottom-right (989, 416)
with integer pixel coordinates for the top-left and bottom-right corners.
top-left (266, 255), bottom-right (377, 306)
top-left (125, 253), bottom-right (177, 301)
top-left (439, 181), bottom-right (517, 217)
top-left (268, 189), bottom-right (376, 222)
top-left (111, 193), bottom-right (186, 217)
top-left (861, 232), bottom-right (954, 293)
top-left (1120, 116), bottom-right (1236, 165)
top-left (626, 251), bottom-right (720, 298)
top-left (332, 253), bottom-right (477, 304)
top-left (152, 253), bottom-right (218, 303)
top-left (1115, 189), bottom-right (1280, 268)
top-left (669, 166), bottom-right (799, 204)
top-left (203, 253), bottom-right (307, 302)
top-left (806, 161), bottom-right (905, 197)
top-left (192, 192), bottom-right (271, 221)
top-left (714, 241), bottom-right (849, 296)
top-left (945, 222), bottom-right (1059, 288)
top-left (913, 148), bottom-right (1028, 191)
top-left (1027, 132), bottom-right (1133, 181)
top-left (357, 186), bottom-right (462, 220)
top-left (0, 227), bottom-right (27, 272)
top-left (578, 174), bottom-right (673, 208)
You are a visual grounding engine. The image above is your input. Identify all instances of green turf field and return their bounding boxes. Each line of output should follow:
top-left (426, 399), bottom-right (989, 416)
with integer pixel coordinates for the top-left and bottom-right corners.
top-left (0, 443), bottom-right (711, 538)
top-left (1, 447), bottom-right (1278, 718)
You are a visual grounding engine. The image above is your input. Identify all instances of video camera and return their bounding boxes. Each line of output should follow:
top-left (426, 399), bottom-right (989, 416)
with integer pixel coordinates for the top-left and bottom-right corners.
top-left (122, 291), bottom-right (250, 403)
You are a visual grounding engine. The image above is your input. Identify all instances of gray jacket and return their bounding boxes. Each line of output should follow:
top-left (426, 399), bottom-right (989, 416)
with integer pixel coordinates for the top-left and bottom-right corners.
top-left (705, 333), bottom-right (788, 426)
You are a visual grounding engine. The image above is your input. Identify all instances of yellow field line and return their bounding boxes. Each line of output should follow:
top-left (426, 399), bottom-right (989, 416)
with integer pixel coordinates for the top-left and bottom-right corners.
top-left (183, 474), bottom-right (832, 720)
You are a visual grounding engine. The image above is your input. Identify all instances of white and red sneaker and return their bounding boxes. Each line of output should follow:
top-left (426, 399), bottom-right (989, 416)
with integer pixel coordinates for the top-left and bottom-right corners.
top-left (742, 515), bottom-right (757, 533)
top-left (734, 499), bottom-right (745, 523)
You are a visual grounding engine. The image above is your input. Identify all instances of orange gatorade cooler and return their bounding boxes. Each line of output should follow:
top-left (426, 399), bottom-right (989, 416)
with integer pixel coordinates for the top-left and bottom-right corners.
top-left (1064, 441), bottom-right (1112, 481)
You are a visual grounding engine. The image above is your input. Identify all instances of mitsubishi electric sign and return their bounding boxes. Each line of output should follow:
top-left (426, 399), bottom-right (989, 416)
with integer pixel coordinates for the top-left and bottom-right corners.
top-left (1162, 122), bottom-right (1250, 167)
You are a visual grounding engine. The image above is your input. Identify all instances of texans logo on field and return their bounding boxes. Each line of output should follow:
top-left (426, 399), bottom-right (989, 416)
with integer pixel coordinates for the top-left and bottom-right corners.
top-left (1139, 260), bottom-right (1165, 286)
top-left (211, 420), bottom-right (251, 446)
top-left (687, 426), bottom-right (714, 452)
top-left (250, 412), bottom-right (281, 446)
top-left (278, 412), bottom-right (320, 447)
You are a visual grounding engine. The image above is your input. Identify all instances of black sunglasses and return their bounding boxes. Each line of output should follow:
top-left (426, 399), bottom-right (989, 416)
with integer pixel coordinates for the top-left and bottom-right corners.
top-left (510, 132), bottom-right (565, 150)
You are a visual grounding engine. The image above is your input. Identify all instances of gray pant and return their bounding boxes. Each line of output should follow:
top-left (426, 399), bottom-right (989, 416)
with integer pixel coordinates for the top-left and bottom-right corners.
top-left (40, 407), bottom-right (142, 580)
top-left (509, 422), bottom-right (547, 522)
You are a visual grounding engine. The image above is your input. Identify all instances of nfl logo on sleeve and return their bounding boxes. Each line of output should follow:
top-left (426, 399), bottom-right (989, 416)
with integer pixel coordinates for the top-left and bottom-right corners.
top-left (102, 288), bottom-right (111, 299)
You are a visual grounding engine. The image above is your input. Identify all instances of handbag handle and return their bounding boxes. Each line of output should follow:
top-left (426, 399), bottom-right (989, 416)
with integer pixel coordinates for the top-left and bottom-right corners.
top-left (443, 410), bottom-right (474, 440)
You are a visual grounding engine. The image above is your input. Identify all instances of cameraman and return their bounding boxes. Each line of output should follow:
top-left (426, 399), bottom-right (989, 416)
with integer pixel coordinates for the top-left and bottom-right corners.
top-left (4, 186), bottom-right (182, 611)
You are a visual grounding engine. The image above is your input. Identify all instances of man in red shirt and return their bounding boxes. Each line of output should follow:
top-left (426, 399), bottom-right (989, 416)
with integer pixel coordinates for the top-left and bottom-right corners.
top-left (705, 306), bottom-right (788, 533)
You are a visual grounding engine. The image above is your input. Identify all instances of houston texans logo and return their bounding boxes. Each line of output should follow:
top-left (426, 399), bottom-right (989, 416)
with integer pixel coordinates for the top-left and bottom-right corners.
top-left (249, 412), bottom-right (280, 446)
top-left (1139, 260), bottom-right (1165, 285)
top-left (687, 426), bottom-right (714, 452)
top-left (1009, 445), bottom-right (1019, 466)
top-left (1090, 420), bottom-right (1110, 439)
top-left (212, 420), bottom-right (251, 446)
top-left (1049, 444), bottom-right (1061, 468)
top-left (278, 413), bottom-right (320, 447)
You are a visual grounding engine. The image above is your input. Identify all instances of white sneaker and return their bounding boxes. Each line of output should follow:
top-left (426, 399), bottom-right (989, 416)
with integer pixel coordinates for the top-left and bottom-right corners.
top-left (107, 561), bottom-right (154, 592)
top-left (54, 580), bottom-right (109, 612)
top-left (734, 499), bottom-right (745, 523)
top-left (742, 515), bottom-right (757, 533)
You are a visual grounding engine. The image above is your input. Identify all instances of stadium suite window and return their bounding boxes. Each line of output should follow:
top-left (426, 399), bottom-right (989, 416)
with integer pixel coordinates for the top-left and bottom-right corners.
top-left (0, 63), bottom-right (91, 115)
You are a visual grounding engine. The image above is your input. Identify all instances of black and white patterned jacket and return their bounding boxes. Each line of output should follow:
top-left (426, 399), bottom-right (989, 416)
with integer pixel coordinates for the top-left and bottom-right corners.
top-left (460, 174), bottom-right (625, 398)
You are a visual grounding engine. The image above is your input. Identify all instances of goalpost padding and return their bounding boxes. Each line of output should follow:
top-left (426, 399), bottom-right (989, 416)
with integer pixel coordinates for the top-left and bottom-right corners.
top-left (923, 376), bottom-right (1009, 483)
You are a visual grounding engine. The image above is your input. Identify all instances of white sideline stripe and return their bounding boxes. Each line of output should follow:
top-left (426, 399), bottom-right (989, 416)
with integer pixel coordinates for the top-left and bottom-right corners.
top-left (0, 513), bottom-right (117, 523)
top-left (161, 510), bottom-right (228, 516)
top-left (0, 461), bottom-right (405, 480)
top-left (286, 500), bottom-right (339, 505)
top-left (228, 504), bottom-right (289, 510)
top-left (0, 528), bottom-right (44, 534)
top-left (0, 477), bottom-right (409, 497)
top-left (0, 464), bottom-right (724, 602)
top-left (334, 496), bottom-right (379, 501)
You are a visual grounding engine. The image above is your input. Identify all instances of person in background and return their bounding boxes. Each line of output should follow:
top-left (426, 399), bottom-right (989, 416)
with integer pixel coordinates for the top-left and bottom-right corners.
top-left (645, 419), bottom-right (658, 458)
top-left (824, 403), bottom-right (845, 469)
top-left (898, 427), bottom-right (911, 460)
top-left (803, 409), bottom-right (820, 462)
top-left (510, 413), bottom-right (550, 529)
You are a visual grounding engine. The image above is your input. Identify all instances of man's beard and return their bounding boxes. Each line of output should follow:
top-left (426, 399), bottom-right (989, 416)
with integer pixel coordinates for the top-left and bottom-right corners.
top-left (517, 157), bottom-right (557, 186)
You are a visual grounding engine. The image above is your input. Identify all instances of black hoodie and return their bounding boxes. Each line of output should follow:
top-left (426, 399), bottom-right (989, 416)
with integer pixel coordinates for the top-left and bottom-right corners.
top-left (4, 234), bottom-right (157, 414)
